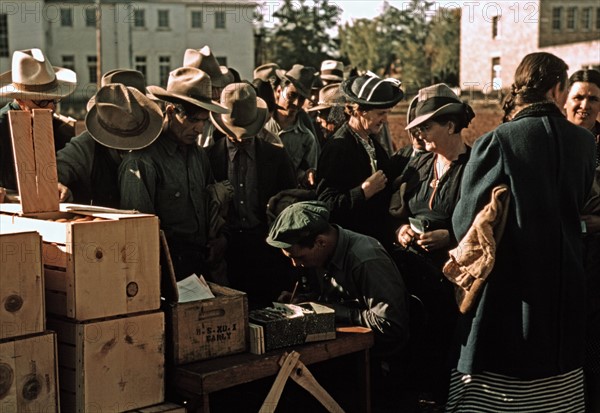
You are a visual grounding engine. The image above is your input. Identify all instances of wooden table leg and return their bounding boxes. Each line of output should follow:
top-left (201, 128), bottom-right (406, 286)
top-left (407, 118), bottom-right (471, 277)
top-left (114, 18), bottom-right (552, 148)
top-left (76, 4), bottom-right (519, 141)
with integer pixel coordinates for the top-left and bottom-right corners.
top-left (358, 348), bottom-right (371, 413)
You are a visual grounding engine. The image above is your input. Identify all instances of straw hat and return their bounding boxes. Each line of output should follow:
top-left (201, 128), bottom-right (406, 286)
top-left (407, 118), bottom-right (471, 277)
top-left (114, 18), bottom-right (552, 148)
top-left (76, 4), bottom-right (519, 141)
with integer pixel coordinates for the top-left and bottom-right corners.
top-left (0, 48), bottom-right (77, 99)
top-left (405, 83), bottom-right (465, 130)
top-left (183, 46), bottom-right (234, 88)
top-left (85, 84), bottom-right (163, 150)
top-left (210, 83), bottom-right (268, 140)
top-left (147, 67), bottom-right (228, 113)
top-left (342, 74), bottom-right (404, 109)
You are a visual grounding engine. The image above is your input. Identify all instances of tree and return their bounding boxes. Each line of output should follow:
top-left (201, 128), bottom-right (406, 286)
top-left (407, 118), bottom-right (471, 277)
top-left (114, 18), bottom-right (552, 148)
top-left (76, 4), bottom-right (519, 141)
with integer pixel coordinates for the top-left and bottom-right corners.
top-left (265, 0), bottom-right (342, 69)
top-left (425, 8), bottom-right (461, 85)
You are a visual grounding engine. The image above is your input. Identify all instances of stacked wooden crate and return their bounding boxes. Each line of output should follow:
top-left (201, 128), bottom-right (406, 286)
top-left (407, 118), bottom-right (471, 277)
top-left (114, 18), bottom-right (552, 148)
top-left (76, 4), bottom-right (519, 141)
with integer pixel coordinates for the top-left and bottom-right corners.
top-left (2, 109), bottom-right (166, 412)
top-left (0, 230), bottom-right (60, 411)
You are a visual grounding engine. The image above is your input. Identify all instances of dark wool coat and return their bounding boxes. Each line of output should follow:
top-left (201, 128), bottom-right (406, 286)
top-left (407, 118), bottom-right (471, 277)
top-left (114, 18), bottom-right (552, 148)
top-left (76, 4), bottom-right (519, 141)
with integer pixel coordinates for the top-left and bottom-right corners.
top-left (451, 103), bottom-right (596, 379)
top-left (315, 122), bottom-right (395, 248)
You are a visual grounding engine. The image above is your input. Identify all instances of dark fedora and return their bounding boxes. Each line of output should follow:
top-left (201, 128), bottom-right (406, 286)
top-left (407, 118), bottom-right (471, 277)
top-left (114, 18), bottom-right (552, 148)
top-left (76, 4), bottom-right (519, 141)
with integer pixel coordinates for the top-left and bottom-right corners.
top-left (210, 83), bottom-right (268, 140)
top-left (342, 74), bottom-right (404, 109)
top-left (405, 83), bottom-right (464, 130)
top-left (183, 46), bottom-right (234, 88)
top-left (276, 64), bottom-right (318, 99)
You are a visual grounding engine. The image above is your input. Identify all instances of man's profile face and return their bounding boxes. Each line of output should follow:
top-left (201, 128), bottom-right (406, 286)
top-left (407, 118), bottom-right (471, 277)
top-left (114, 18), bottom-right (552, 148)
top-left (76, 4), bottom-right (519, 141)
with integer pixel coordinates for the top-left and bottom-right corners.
top-left (282, 239), bottom-right (327, 269)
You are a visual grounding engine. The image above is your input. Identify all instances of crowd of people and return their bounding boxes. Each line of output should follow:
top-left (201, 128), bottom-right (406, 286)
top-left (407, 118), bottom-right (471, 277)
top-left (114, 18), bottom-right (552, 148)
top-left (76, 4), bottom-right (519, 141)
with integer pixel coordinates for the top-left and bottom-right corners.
top-left (0, 46), bottom-right (598, 413)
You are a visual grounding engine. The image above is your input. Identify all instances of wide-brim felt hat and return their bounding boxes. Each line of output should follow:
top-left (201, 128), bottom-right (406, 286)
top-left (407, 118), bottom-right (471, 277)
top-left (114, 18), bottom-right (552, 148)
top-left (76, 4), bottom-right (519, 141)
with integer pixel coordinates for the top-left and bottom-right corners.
top-left (406, 95), bottom-right (418, 125)
top-left (183, 46), bottom-right (234, 88)
top-left (405, 83), bottom-right (464, 130)
top-left (320, 60), bottom-right (344, 82)
top-left (87, 68), bottom-right (151, 111)
top-left (276, 64), bottom-right (318, 99)
top-left (306, 83), bottom-right (343, 112)
top-left (210, 83), bottom-right (268, 140)
top-left (342, 74), bottom-right (404, 109)
top-left (253, 63), bottom-right (280, 82)
top-left (0, 48), bottom-right (77, 99)
top-left (85, 84), bottom-right (163, 150)
top-left (147, 67), bottom-right (228, 114)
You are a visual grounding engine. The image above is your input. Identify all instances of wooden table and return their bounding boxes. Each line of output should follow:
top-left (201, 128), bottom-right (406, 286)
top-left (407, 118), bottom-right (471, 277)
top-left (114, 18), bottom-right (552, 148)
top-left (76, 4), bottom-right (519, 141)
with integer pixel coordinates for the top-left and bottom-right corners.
top-left (173, 327), bottom-right (374, 413)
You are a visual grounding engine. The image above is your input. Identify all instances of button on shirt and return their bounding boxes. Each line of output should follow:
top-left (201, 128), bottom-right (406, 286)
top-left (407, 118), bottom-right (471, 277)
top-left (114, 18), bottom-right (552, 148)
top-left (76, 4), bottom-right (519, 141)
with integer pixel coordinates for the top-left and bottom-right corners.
top-left (226, 138), bottom-right (260, 230)
top-left (264, 116), bottom-right (320, 174)
top-left (119, 133), bottom-right (212, 246)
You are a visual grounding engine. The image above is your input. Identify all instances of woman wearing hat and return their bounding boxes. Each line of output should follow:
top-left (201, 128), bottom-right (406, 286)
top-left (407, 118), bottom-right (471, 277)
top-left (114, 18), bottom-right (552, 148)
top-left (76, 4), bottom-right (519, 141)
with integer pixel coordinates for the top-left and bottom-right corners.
top-left (0, 48), bottom-right (78, 198)
top-left (390, 83), bottom-right (475, 407)
top-left (315, 73), bottom-right (404, 249)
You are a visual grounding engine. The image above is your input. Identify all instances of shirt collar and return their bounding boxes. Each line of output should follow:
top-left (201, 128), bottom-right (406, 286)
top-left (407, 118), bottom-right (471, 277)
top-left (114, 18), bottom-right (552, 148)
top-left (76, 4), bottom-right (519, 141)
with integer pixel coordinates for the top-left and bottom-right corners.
top-left (226, 137), bottom-right (256, 161)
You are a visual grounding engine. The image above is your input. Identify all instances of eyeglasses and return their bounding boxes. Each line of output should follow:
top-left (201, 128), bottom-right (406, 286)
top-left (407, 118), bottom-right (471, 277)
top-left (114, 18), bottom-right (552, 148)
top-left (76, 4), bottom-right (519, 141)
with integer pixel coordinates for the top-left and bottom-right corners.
top-left (33, 99), bottom-right (60, 108)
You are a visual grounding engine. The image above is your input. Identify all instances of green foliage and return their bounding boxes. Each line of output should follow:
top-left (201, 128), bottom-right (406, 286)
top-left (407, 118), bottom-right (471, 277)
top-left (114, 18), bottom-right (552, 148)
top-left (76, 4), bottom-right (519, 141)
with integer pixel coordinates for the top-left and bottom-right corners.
top-left (425, 8), bottom-right (461, 85)
top-left (264, 0), bottom-right (342, 69)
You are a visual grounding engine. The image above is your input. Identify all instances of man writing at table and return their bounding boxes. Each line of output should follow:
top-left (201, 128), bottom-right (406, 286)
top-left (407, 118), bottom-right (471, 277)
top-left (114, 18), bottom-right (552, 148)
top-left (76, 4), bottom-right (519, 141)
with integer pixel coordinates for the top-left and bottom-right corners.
top-left (266, 200), bottom-right (409, 354)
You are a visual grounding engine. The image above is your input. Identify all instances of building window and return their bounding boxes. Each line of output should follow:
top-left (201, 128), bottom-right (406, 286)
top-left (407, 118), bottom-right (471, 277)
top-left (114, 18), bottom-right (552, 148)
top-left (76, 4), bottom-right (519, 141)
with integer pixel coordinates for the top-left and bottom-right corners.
top-left (60, 8), bottom-right (73, 27)
top-left (566, 7), bottom-right (577, 30)
top-left (159, 56), bottom-right (171, 87)
top-left (191, 11), bottom-right (203, 28)
top-left (85, 8), bottom-right (96, 27)
top-left (62, 55), bottom-right (75, 71)
top-left (491, 57), bottom-right (501, 91)
top-left (492, 15), bottom-right (501, 39)
top-left (552, 7), bottom-right (562, 31)
top-left (215, 11), bottom-right (226, 29)
top-left (0, 14), bottom-right (8, 58)
top-left (134, 9), bottom-right (145, 28)
top-left (87, 55), bottom-right (98, 84)
top-left (158, 10), bottom-right (169, 29)
top-left (582, 7), bottom-right (592, 30)
top-left (135, 56), bottom-right (147, 78)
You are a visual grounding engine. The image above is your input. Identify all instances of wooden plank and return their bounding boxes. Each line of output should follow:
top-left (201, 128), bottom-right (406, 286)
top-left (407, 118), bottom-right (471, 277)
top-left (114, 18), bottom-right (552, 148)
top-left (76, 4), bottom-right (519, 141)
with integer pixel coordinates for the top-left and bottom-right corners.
top-left (43, 242), bottom-right (68, 268)
top-left (32, 109), bottom-right (59, 212)
top-left (44, 267), bottom-right (67, 292)
top-left (8, 110), bottom-right (37, 213)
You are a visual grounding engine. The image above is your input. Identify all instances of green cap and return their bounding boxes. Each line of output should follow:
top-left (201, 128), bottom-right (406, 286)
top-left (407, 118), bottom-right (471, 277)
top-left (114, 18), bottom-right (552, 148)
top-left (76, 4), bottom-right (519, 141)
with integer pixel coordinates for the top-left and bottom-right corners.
top-left (266, 201), bottom-right (330, 249)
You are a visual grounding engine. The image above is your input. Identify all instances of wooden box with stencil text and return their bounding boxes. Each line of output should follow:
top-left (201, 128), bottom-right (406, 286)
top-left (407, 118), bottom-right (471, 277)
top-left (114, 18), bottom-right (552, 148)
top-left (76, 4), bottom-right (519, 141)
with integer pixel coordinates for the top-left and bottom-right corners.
top-left (0, 231), bottom-right (45, 341)
top-left (163, 282), bottom-right (248, 365)
top-left (0, 331), bottom-right (59, 412)
top-left (0, 205), bottom-right (160, 321)
top-left (47, 310), bottom-right (165, 412)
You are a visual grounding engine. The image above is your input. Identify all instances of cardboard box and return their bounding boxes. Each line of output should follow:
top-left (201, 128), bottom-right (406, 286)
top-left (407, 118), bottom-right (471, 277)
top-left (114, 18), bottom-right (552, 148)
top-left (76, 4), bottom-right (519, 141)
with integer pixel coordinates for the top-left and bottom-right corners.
top-left (163, 282), bottom-right (248, 365)
top-left (0, 204), bottom-right (161, 321)
top-left (0, 231), bottom-right (45, 341)
top-left (0, 331), bottom-right (59, 412)
top-left (48, 310), bottom-right (165, 413)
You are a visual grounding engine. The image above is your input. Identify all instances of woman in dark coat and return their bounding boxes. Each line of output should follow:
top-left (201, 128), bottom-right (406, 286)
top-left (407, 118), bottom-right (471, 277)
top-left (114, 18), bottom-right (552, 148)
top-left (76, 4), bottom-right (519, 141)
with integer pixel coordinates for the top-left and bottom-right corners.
top-left (315, 74), bottom-right (403, 250)
top-left (447, 52), bottom-right (596, 412)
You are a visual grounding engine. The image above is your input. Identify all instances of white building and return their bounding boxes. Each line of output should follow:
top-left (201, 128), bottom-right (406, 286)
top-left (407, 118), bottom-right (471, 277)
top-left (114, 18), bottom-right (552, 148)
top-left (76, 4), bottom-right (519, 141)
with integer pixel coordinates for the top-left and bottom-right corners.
top-left (1, 0), bottom-right (258, 109)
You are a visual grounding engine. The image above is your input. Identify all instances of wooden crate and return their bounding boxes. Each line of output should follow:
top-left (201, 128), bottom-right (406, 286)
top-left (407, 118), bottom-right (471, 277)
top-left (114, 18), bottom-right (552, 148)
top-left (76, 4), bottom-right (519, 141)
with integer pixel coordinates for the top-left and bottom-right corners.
top-left (125, 402), bottom-right (186, 412)
top-left (0, 231), bottom-right (45, 341)
top-left (0, 205), bottom-right (160, 321)
top-left (0, 331), bottom-right (59, 412)
top-left (48, 311), bottom-right (165, 413)
top-left (164, 283), bottom-right (248, 365)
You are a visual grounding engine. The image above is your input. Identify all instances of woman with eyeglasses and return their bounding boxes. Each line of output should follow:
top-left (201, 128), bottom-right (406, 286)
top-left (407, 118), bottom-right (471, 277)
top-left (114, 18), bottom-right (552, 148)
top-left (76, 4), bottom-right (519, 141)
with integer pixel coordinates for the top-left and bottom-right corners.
top-left (0, 48), bottom-right (77, 201)
top-left (389, 83), bottom-right (475, 409)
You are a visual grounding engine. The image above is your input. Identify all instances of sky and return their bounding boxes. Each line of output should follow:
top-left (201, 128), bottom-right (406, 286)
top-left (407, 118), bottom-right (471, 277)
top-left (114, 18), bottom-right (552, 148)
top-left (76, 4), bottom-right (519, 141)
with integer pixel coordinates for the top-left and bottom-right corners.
top-left (333, 1), bottom-right (465, 24)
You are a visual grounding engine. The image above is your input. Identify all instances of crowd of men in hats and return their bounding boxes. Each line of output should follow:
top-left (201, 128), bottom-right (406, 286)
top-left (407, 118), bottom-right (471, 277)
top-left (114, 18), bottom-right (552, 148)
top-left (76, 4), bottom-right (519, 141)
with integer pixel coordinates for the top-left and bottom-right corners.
top-left (1, 46), bottom-right (599, 413)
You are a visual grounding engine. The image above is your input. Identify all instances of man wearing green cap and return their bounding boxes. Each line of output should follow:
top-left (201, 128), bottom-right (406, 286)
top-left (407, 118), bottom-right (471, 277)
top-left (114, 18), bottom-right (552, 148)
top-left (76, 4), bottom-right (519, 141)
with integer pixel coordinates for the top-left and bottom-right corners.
top-left (267, 200), bottom-right (409, 354)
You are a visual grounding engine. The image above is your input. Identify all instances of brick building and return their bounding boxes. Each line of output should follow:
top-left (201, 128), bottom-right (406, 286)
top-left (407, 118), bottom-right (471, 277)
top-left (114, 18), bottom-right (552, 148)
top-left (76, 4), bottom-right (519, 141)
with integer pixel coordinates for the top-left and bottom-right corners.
top-left (460, 0), bottom-right (600, 95)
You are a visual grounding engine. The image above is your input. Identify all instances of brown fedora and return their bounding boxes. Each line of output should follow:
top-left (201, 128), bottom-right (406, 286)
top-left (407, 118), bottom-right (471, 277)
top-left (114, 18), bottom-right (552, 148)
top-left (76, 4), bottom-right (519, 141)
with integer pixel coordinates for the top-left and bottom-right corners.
top-left (306, 83), bottom-right (344, 112)
top-left (147, 67), bottom-right (229, 113)
top-left (0, 48), bottom-right (77, 99)
top-left (183, 46), bottom-right (234, 88)
top-left (210, 83), bottom-right (268, 140)
top-left (405, 83), bottom-right (465, 130)
top-left (253, 63), bottom-right (280, 82)
top-left (276, 64), bottom-right (318, 99)
top-left (85, 84), bottom-right (163, 150)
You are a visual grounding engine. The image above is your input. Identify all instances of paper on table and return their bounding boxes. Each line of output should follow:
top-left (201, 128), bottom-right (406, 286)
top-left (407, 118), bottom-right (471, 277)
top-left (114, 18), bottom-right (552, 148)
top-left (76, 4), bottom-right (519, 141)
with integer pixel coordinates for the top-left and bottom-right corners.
top-left (177, 274), bottom-right (215, 303)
